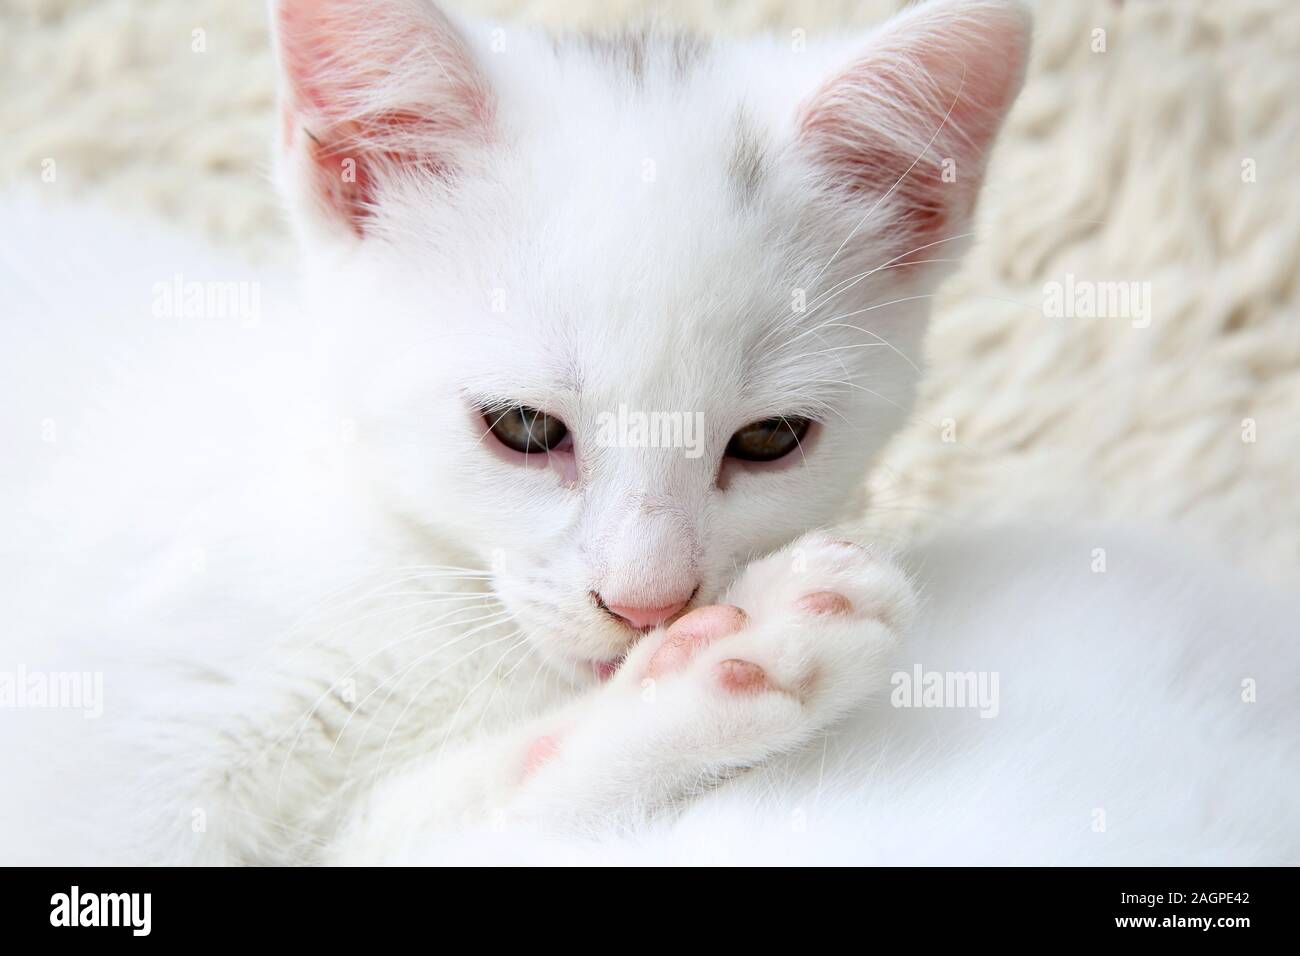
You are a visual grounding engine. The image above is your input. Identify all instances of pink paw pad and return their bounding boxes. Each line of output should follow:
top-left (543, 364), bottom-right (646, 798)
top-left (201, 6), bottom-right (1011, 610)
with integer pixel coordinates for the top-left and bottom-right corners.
top-left (521, 735), bottom-right (560, 780)
top-left (795, 590), bottom-right (853, 616)
top-left (646, 604), bottom-right (747, 678)
top-left (714, 658), bottom-right (771, 694)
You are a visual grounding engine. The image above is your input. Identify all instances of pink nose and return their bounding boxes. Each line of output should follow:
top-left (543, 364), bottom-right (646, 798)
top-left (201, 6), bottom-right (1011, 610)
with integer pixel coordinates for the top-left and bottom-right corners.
top-left (600, 595), bottom-right (693, 630)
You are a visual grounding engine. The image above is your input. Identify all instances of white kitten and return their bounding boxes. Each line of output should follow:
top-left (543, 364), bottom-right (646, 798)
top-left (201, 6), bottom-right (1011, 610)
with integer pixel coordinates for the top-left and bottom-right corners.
top-left (1, 0), bottom-right (1296, 865)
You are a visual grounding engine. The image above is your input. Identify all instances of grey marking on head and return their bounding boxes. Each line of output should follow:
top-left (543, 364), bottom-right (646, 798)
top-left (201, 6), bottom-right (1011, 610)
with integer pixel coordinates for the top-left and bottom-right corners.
top-left (668, 32), bottom-right (710, 81)
top-left (727, 108), bottom-right (768, 207)
top-left (581, 28), bottom-right (649, 85)
top-left (571, 27), bottom-right (710, 88)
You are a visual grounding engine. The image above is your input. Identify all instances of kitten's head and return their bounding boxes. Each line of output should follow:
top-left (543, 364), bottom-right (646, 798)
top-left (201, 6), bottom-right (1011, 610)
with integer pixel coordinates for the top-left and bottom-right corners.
top-left (271, 0), bottom-right (1029, 680)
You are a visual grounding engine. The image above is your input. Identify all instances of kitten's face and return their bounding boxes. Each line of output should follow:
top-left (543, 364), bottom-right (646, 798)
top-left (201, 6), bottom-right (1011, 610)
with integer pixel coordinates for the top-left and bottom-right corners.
top-left (274, 0), bottom-right (1028, 680)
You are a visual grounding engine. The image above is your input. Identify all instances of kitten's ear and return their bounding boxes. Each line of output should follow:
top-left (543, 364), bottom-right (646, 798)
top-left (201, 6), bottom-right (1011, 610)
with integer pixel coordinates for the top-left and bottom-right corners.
top-left (797, 0), bottom-right (1030, 253)
top-left (272, 0), bottom-right (493, 240)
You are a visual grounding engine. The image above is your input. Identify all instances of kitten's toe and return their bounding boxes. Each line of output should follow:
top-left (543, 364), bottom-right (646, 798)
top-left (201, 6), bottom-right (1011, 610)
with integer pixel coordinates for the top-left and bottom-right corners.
top-left (644, 603), bottom-right (747, 678)
top-left (713, 658), bottom-right (773, 694)
top-left (794, 589), bottom-right (854, 616)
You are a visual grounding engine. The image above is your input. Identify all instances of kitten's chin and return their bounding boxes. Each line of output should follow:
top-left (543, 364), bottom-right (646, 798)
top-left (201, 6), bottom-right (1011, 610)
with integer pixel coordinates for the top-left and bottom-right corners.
top-left (500, 595), bottom-right (641, 683)
top-left (530, 637), bottom-right (628, 687)
top-left (550, 649), bottom-right (626, 687)
top-left (591, 658), bottom-right (622, 682)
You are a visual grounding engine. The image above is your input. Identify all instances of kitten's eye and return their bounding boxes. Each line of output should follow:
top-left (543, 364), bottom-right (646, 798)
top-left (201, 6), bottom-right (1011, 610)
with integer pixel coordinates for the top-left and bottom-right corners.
top-left (725, 417), bottom-right (811, 463)
top-left (484, 405), bottom-right (569, 454)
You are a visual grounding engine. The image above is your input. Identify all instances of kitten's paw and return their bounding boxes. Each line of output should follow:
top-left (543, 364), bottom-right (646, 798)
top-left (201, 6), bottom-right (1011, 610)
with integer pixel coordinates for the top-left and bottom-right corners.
top-left (727, 533), bottom-right (917, 640)
top-left (624, 532), bottom-right (915, 728)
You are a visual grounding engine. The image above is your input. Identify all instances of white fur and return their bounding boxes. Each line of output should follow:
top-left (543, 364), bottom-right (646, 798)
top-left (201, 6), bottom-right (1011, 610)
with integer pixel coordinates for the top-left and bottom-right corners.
top-left (1, 0), bottom-right (1297, 865)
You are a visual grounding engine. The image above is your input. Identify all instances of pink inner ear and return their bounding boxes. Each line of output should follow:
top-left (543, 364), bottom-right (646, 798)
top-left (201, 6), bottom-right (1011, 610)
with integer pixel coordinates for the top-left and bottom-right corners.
top-left (798, 67), bottom-right (965, 248)
top-left (276, 0), bottom-right (493, 235)
top-left (296, 109), bottom-right (463, 236)
top-left (797, 3), bottom-right (1029, 249)
top-left (799, 102), bottom-right (951, 235)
